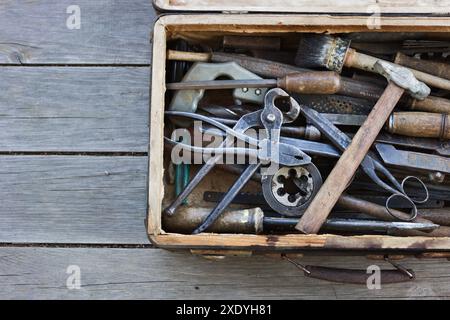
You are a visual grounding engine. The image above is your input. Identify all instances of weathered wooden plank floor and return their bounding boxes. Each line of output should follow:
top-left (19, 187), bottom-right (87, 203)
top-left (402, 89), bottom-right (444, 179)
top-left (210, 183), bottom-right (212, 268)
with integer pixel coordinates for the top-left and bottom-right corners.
top-left (0, 0), bottom-right (449, 300)
top-left (1, 248), bottom-right (450, 300)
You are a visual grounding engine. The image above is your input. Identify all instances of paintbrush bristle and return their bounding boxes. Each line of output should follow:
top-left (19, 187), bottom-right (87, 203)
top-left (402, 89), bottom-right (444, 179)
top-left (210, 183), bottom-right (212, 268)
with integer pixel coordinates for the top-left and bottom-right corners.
top-left (295, 34), bottom-right (350, 73)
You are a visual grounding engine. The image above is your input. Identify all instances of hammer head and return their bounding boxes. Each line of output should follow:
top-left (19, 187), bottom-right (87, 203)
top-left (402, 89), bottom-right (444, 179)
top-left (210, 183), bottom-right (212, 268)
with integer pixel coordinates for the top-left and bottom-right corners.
top-left (374, 60), bottom-right (430, 100)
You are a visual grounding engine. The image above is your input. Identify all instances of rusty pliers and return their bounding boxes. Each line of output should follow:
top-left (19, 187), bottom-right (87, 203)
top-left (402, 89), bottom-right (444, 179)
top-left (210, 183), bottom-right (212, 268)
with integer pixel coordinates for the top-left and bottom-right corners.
top-left (164, 88), bottom-right (311, 233)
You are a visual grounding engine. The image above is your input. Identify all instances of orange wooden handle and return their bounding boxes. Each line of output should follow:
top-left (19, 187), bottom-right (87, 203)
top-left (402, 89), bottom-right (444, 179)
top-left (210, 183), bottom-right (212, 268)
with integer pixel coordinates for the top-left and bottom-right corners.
top-left (388, 112), bottom-right (450, 139)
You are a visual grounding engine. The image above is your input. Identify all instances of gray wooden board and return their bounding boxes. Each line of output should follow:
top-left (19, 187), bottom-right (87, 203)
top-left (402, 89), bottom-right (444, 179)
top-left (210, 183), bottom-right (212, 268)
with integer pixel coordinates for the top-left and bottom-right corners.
top-left (0, 0), bottom-right (156, 64)
top-left (0, 156), bottom-right (148, 244)
top-left (1, 247), bottom-right (449, 299)
top-left (0, 67), bottom-right (149, 152)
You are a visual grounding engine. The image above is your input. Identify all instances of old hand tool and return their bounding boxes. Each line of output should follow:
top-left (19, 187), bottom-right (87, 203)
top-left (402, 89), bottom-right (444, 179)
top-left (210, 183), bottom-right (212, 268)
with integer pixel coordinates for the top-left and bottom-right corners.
top-left (395, 52), bottom-right (450, 81)
top-left (305, 111), bottom-right (450, 140)
top-left (169, 62), bottom-right (267, 126)
top-left (167, 71), bottom-right (343, 95)
top-left (376, 143), bottom-right (450, 175)
top-left (197, 104), bottom-right (321, 141)
top-left (166, 113), bottom-right (310, 166)
top-left (295, 94), bottom-right (373, 115)
top-left (296, 104), bottom-right (429, 220)
top-left (223, 35), bottom-right (281, 51)
top-left (169, 50), bottom-right (450, 114)
top-left (387, 112), bottom-right (450, 140)
top-left (200, 115), bottom-right (450, 158)
top-left (170, 131), bottom-right (190, 205)
top-left (167, 75), bottom-right (450, 114)
top-left (361, 132), bottom-right (450, 157)
top-left (295, 34), bottom-right (450, 91)
top-left (163, 206), bottom-right (438, 235)
top-left (416, 208), bottom-right (450, 227)
top-left (204, 191), bottom-right (444, 211)
top-left (164, 89), bottom-right (311, 234)
top-left (261, 164), bottom-right (323, 217)
top-left (200, 121), bottom-right (322, 141)
top-left (204, 191), bottom-right (437, 227)
top-left (389, 225), bottom-right (450, 237)
top-left (167, 50), bottom-right (307, 78)
top-left (296, 61), bottom-right (430, 234)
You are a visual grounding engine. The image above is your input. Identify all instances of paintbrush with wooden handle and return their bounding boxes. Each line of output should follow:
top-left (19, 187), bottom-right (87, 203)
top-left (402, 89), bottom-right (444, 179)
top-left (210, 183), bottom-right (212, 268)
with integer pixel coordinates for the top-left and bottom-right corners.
top-left (294, 34), bottom-right (450, 91)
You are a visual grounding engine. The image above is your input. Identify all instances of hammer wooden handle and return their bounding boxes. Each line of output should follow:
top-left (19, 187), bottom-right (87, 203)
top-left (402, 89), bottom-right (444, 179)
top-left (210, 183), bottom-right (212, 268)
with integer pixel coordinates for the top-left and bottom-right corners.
top-left (296, 82), bottom-right (405, 234)
top-left (388, 112), bottom-right (450, 140)
top-left (345, 49), bottom-right (450, 91)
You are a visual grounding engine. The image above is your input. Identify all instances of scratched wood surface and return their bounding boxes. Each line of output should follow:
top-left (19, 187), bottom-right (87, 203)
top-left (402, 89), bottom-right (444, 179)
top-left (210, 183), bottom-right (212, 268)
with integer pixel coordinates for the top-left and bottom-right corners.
top-left (0, 0), bottom-right (155, 64)
top-left (0, 156), bottom-right (148, 244)
top-left (0, 0), bottom-right (449, 300)
top-left (0, 67), bottom-right (149, 152)
top-left (1, 248), bottom-right (450, 300)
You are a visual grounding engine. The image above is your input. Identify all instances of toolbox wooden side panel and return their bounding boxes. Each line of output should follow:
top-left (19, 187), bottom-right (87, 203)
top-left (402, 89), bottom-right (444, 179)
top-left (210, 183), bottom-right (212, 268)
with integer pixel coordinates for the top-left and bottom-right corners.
top-left (154, 0), bottom-right (450, 14)
top-left (148, 14), bottom-right (450, 251)
top-left (148, 19), bottom-right (167, 236)
top-left (150, 234), bottom-right (450, 251)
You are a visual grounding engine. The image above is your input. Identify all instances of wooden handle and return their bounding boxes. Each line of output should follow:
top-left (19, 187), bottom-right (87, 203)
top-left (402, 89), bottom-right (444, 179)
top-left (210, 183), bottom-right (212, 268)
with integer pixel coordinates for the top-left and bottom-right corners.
top-left (345, 49), bottom-right (450, 91)
top-left (410, 95), bottom-right (450, 114)
top-left (162, 207), bottom-right (264, 234)
top-left (418, 208), bottom-right (450, 227)
top-left (278, 71), bottom-right (341, 95)
top-left (296, 83), bottom-right (405, 234)
top-left (304, 266), bottom-right (414, 284)
top-left (387, 112), bottom-right (450, 139)
top-left (167, 49), bottom-right (211, 62)
top-left (395, 52), bottom-right (450, 81)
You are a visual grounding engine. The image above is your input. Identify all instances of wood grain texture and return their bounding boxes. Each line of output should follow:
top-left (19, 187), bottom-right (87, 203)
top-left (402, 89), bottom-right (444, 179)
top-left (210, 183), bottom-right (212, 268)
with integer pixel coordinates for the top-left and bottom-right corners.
top-left (151, 233), bottom-right (450, 251)
top-left (0, 0), bottom-right (156, 64)
top-left (0, 156), bottom-right (148, 244)
top-left (1, 247), bottom-right (450, 299)
top-left (0, 67), bottom-right (149, 152)
top-left (389, 112), bottom-right (450, 139)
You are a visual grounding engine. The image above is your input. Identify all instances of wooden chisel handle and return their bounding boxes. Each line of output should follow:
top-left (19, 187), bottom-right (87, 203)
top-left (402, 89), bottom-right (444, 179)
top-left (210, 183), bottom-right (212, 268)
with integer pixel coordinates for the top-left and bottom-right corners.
top-left (278, 72), bottom-right (341, 95)
top-left (395, 52), bottom-right (450, 81)
top-left (418, 208), bottom-right (450, 227)
top-left (409, 95), bottom-right (450, 114)
top-left (387, 112), bottom-right (450, 140)
top-left (296, 82), bottom-right (405, 234)
top-left (345, 49), bottom-right (450, 91)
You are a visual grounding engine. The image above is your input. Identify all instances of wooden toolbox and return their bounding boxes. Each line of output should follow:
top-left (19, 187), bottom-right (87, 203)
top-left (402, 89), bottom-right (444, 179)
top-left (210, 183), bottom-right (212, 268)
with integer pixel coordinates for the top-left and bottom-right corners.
top-left (147, 0), bottom-right (450, 259)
